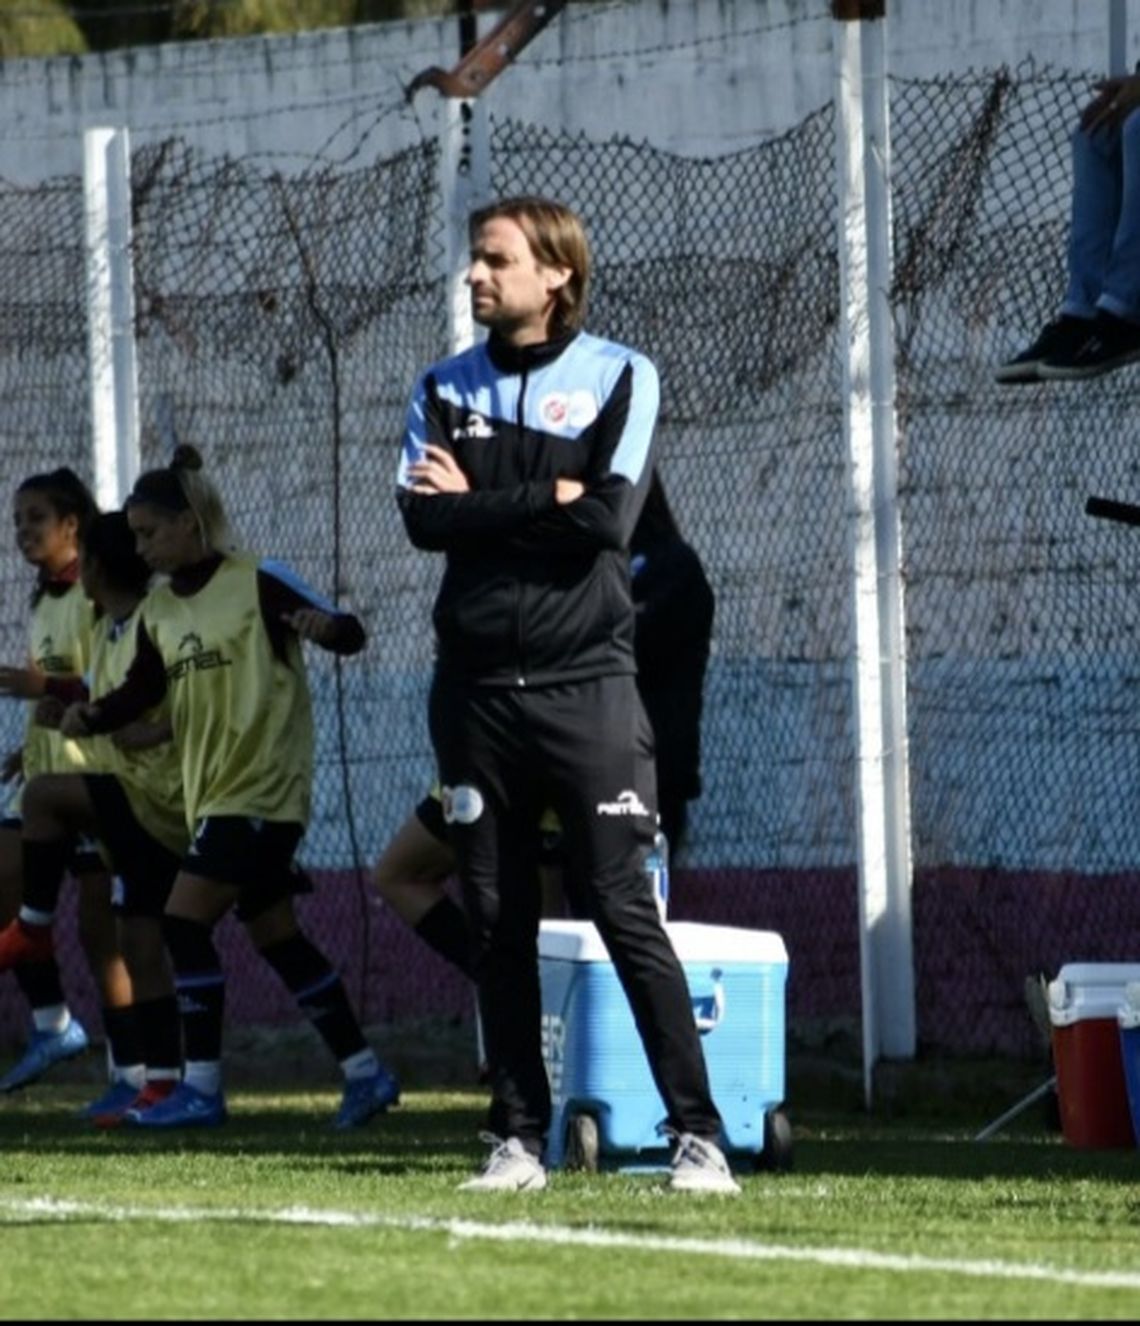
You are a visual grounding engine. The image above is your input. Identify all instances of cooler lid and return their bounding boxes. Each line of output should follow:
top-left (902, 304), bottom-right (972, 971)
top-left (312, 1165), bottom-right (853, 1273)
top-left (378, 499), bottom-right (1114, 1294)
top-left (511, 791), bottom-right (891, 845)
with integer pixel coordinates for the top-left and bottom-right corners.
top-left (538, 919), bottom-right (788, 965)
top-left (1048, 962), bottom-right (1140, 1026)
top-left (1118, 981), bottom-right (1140, 1031)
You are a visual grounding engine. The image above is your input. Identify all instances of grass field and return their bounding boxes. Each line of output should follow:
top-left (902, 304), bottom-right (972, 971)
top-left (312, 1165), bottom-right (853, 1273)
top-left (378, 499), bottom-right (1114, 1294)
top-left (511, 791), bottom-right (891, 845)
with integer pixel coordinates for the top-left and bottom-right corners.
top-left (1, 1022), bottom-right (1138, 1321)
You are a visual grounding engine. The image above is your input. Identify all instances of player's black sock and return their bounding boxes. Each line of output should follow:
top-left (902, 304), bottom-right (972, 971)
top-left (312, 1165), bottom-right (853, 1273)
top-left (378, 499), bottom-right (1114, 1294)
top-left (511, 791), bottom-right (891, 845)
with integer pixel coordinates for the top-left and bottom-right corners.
top-left (14, 958), bottom-right (67, 1012)
top-left (162, 915), bottom-right (225, 1065)
top-left (101, 1004), bottom-right (144, 1081)
top-left (21, 839), bottom-right (72, 917)
top-left (259, 932), bottom-right (368, 1062)
top-left (414, 896), bottom-right (473, 976)
top-left (133, 994), bottom-right (183, 1080)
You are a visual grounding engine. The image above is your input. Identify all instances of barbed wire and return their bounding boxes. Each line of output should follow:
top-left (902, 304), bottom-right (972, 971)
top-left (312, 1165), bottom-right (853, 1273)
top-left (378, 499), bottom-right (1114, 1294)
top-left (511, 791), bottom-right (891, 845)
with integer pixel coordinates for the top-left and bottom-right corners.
top-left (4, 0), bottom-right (629, 17)
top-left (0, 1), bottom-right (830, 94)
top-left (5, 0), bottom-right (315, 16)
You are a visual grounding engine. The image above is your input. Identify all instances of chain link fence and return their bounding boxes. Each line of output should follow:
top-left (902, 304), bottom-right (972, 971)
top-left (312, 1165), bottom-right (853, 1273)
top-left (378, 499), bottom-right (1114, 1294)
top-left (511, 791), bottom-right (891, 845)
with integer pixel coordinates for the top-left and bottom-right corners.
top-left (2, 56), bottom-right (1138, 1062)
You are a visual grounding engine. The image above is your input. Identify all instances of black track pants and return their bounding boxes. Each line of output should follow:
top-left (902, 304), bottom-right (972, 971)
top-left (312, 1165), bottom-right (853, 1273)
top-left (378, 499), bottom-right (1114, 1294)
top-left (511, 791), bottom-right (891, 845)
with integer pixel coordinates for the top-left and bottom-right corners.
top-left (429, 671), bottom-right (723, 1151)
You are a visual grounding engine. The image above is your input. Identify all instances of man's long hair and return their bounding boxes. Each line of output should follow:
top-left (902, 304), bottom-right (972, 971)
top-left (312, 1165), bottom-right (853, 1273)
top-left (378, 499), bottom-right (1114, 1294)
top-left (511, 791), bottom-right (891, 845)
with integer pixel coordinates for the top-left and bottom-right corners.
top-left (470, 195), bottom-right (591, 337)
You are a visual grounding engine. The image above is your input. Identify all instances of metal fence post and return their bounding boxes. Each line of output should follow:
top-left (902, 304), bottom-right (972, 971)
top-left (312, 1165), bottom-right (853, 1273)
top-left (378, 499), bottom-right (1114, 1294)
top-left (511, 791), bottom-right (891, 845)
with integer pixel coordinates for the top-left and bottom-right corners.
top-left (83, 125), bottom-right (140, 509)
top-left (833, 0), bottom-right (916, 1105)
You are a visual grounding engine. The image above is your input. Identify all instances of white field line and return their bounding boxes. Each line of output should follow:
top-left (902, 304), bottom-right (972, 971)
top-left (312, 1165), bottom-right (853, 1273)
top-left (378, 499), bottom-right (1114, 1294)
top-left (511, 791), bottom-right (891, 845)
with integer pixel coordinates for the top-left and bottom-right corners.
top-left (1, 1194), bottom-right (1139, 1291)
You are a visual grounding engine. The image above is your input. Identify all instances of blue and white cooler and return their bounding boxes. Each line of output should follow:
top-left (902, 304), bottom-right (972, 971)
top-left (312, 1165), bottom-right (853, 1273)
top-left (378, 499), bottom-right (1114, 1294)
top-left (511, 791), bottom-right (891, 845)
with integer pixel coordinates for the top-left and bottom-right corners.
top-left (538, 919), bottom-right (791, 1172)
top-left (1118, 980), bottom-right (1140, 1147)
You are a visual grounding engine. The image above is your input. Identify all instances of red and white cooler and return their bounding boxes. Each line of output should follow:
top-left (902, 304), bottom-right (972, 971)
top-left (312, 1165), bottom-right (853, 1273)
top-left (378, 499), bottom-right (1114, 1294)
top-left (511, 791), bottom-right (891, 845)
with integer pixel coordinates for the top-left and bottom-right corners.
top-left (1047, 962), bottom-right (1140, 1149)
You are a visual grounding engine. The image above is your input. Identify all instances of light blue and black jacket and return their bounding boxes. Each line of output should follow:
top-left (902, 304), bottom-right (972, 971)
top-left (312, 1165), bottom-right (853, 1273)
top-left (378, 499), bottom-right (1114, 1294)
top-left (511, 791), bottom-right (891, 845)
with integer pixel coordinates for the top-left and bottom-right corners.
top-left (396, 329), bottom-right (660, 688)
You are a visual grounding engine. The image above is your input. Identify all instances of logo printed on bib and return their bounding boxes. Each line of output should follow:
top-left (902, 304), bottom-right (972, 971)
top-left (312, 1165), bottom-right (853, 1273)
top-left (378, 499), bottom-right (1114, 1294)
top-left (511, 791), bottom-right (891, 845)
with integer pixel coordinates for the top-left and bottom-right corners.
top-left (36, 633), bottom-right (72, 674)
top-left (166, 631), bottom-right (232, 682)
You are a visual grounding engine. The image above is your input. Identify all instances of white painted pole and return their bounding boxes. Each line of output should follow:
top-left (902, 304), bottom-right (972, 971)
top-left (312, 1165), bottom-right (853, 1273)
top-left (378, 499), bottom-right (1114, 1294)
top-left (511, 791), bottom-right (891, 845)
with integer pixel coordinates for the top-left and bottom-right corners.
top-left (833, 3), bottom-right (915, 1108)
top-left (861, 13), bottom-right (915, 1068)
top-left (436, 3), bottom-right (491, 357)
top-left (440, 94), bottom-right (490, 356)
top-left (1108, 0), bottom-right (1128, 76)
top-left (83, 126), bottom-right (140, 510)
top-left (434, 6), bottom-right (492, 1075)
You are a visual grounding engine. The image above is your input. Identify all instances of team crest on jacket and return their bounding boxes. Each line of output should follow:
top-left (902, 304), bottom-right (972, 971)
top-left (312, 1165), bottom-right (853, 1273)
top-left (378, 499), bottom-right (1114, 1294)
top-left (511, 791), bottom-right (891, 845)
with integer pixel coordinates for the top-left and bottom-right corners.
top-left (539, 390), bottom-right (598, 431)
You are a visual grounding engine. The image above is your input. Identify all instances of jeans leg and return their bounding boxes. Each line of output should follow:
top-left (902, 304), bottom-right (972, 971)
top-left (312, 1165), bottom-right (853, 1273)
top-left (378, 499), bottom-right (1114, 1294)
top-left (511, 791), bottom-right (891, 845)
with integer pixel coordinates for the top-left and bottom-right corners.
top-left (1063, 121), bottom-right (1123, 319)
top-left (1097, 108), bottom-right (1140, 322)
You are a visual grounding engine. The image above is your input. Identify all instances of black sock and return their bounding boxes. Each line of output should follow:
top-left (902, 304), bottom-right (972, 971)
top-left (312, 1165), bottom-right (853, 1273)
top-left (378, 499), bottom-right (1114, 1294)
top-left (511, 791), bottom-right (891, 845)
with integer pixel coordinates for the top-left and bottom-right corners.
top-left (22, 839), bottom-right (73, 917)
top-left (14, 959), bottom-right (66, 1011)
top-left (101, 1004), bottom-right (144, 1077)
top-left (134, 994), bottom-right (183, 1078)
top-left (163, 915), bottom-right (225, 1064)
top-left (259, 933), bottom-right (367, 1063)
top-left (414, 896), bottom-right (473, 976)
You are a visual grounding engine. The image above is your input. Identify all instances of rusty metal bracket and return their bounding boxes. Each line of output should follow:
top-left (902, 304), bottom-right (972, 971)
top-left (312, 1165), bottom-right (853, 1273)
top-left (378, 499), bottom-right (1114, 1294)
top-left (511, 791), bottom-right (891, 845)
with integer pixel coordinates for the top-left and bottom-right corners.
top-left (406, 0), bottom-right (569, 101)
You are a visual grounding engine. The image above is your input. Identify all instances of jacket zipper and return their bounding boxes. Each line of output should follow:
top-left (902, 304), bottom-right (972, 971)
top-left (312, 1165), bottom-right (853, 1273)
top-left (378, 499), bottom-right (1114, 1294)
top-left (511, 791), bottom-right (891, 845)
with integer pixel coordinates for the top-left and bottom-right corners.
top-left (514, 367), bottom-right (529, 686)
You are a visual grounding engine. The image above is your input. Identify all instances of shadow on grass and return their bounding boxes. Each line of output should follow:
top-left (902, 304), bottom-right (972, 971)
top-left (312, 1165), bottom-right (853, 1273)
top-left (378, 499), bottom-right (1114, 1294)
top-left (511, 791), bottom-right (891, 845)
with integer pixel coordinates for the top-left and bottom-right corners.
top-left (784, 1127), bottom-right (1140, 1184)
top-left (0, 1086), bottom-right (488, 1172)
top-left (3, 1086), bottom-right (1136, 1187)
top-left (4, 1019), bottom-right (1134, 1187)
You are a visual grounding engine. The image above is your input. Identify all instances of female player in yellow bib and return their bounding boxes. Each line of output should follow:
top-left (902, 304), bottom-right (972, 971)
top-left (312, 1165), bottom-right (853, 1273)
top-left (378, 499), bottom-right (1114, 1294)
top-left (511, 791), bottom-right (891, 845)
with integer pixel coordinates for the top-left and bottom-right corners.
top-left (0, 509), bottom-right (185, 1121)
top-left (0, 468), bottom-right (141, 1096)
top-left (63, 446), bottom-right (399, 1129)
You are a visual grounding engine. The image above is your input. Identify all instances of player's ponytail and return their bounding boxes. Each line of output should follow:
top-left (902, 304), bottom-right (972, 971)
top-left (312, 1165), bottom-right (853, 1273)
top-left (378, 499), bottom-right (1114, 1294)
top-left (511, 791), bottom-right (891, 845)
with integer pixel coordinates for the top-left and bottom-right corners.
top-left (128, 444), bottom-right (237, 555)
top-left (170, 443), bottom-right (203, 475)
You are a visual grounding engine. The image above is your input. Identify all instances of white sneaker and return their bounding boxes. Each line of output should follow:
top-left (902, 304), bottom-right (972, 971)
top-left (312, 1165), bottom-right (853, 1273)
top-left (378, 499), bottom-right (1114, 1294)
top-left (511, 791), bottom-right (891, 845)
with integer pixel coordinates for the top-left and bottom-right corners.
top-left (667, 1133), bottom-right (742, 1195)
top-left (458, 1134), bottom-right (548, 1192)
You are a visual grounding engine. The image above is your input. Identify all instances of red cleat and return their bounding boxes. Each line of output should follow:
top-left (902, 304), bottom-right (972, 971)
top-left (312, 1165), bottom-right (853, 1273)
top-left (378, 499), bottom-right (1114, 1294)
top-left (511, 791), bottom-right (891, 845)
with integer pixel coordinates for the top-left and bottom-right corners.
top-left (0, 918), bottom-right (54, 971)
top-left (92, 1078), bottom-right (178, 1130)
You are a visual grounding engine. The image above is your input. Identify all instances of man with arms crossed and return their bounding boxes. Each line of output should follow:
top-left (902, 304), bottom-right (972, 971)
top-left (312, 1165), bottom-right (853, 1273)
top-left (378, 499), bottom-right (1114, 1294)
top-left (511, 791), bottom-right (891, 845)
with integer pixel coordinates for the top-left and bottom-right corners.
top-left (396, 195), bottom-right (739, 1195)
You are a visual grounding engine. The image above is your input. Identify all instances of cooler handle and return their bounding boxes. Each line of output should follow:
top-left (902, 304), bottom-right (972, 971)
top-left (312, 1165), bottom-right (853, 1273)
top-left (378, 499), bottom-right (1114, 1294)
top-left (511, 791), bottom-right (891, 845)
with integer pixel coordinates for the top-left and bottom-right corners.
top-left (691, 968), bottom-right (725, 1035)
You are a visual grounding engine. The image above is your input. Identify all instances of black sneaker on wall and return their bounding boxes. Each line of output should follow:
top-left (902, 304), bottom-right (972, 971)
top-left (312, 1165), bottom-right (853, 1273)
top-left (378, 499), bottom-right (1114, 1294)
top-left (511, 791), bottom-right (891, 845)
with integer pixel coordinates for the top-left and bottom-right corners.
top-left (994, 314), bottom-right (1094, 384)
top-left (1036, 309), bottom-right (1140, 381)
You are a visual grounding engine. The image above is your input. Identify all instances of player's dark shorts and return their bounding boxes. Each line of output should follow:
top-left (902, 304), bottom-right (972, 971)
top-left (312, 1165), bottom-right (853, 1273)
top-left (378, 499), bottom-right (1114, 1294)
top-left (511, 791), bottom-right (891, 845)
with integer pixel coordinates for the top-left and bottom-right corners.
top-left (84, 774), bottom-right (181, 919)
top-left (415, 793), bottom-right (448, 845)
top-left (415, 792), bottom-right (567, 867)
top-left (0, 814), bottom-right (105, 880)
top-left (183, 816), bottom-right (312, 922)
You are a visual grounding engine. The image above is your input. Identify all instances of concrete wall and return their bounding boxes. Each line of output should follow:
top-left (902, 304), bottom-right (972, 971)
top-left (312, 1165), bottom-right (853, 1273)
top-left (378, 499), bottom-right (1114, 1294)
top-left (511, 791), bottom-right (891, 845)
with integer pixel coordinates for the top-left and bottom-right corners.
top-left (2, 2), bottom-right (1139, 1063)
top-left (0, 1), bottom-right (1134, 182)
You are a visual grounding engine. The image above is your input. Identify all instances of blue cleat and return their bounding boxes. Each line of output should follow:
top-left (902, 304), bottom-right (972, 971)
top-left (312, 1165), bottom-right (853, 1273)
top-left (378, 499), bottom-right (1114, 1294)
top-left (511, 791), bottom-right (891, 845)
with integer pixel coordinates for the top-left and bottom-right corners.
top-left (124, 1081), bottom-right (227, 1129)
top-left (0, 1019), bottom-right (89, 1092)
top-left (333, 1066), bottom-right (400, 1129)
top-left (76, 1079), bottom-right (141, 1122)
